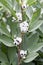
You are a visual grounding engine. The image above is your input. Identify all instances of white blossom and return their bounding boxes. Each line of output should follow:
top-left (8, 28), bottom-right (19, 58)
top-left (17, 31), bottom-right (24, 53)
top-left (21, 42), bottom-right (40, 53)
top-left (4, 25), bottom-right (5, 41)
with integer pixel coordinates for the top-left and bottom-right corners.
top-left (12, 17), bottom-right (16, 22)
top-left (22, 3), bottom-right (27, 9)
top-left (16, 12), bottom-right (22, 21)
top-left (19, 21), bottom-right (29, 33)
top-left (41, 8), bottom-right (43, 14)
top-left (2, 17), bottom-right (7, 22)
top-left (20, 50), bottom-right (27, 59)
top-left (31, 6), bottom-right (36, 12)
top-left (22, 0), bottom-right (27, 9)
top-left (40, 0), bottom-right (43, 3)
top-left (6, 25), bottom-right (11, 33)
top-left (14, 37), bottom-right (22, 46)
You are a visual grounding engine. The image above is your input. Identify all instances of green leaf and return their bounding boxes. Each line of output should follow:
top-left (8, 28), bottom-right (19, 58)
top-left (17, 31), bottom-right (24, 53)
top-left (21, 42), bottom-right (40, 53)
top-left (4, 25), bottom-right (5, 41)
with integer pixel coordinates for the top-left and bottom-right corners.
top-left (21, 62), bottom-right (35, 65)
top-left (24, 52), bottom-right (39, 63)
top-left (37, 29), bottom-right (43, 37)
top-left (39, 24), bottom-right (43, 33)
top-left (22, 32), bottom-right (43, 53)
top-left (27, 0), bottom-right (36, 6)
top-left (12, 61), bottom-right (18, 65)
top-left (29, 9), bottom-right (43, 32)
top-left (29, 8), bottom-right (40, 25)
top-left (1, 44), bottom-right (8, 54)
top-left (41, 2), bottom-right (43, 8)
top-left (10, 22), bottom-right (20, 38)
top-left (0, 34), bottom-right (14, 47)
top-left (29, 20), bottom-right (43, 32)
top-left (30, 42), bottom-right (43, 53)
top-left (32, 1), bottom-right (41, 8)
top-left (7, 18), bottom-right (21, 38)
top-left (8, 47), bottom-right (17, 64)
top-left (26, 7), bottom-right (33, 20)
top-left (0, 21), bottom-right (10, 37)
top-left (16, 0), bottom-right (19, 3)
top-left (21, 32), bottom-right (39, 51)
top-left (1, 62), bottom-right (10, 65)
top-left (0, 50), bottom-right (8, 63)
top-left (0, 0), bottom-right (17, 19)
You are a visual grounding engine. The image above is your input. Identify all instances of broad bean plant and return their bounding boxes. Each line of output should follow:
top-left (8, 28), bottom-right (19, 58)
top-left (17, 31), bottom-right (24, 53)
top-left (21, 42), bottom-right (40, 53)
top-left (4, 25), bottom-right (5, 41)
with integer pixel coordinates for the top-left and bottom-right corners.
top-left (0, 0), bottom-right (43, 65)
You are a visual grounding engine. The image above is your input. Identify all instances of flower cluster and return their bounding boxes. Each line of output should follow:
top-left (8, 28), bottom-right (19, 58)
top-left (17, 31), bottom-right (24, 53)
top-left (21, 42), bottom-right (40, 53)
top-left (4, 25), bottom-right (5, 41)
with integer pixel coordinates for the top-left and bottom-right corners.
top-left (2, 17), bottom-right (7, 22)
top-left (16, 12), bottom-right (22, 21)
top-left (13, 0), bottom-right (28, 60)
top-left (20, 50), bottom-right (27, 59)
top-left (13, 37), bottom-right (22, 46)
top-left (19, 21), bottom-right (29, 33)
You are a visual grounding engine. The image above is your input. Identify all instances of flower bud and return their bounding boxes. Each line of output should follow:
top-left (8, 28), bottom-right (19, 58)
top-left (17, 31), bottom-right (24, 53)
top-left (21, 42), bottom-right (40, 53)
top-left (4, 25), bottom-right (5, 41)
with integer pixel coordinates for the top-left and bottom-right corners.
top-left (12, 17), bottom-right (16, 22)
top-left (16, 12), bottom-right (22, 21)
top-left (2, 17), bottom-right (7, 22)
top-left (22, 3), bottom-right (27, 9)
top-left (14, 37), bottom-right (22, 46)
top-left (41, 8), bottom-right (43, 14)
top-left (6, 25), bottom-right (11, 33)
top-left (20, 50), bottom-right (27, 59)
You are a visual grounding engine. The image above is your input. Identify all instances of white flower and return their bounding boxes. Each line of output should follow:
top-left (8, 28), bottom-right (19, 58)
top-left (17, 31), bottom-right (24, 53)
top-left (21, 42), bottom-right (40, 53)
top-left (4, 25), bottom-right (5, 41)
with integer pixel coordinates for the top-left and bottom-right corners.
top-left (14, 37), bottom-right (22, 46)
top-left (12, 17), bottom-right (16, 22)
top-left (6, 25), bottom-right (11, 33)
top-left (20, 50), bottom-right (27, 59)
top-left (22, 3), bottom-right (27, 9)
top-left (41, 8), bottom-right (43, 14)
top-left (19, 21), bottom-right (29, 33)
top-left (2, 17), bottom-right (7, 22)
top-left (31, 6), bottom-right (36, 12)
top-left (22, 0), bottom-right (27, 9)
top-left (40, 0), bottom-right (43, 3)
top-left (20, 50), bottom-right (25, 56)
top-left (16, 12), bottom-right (22, 21)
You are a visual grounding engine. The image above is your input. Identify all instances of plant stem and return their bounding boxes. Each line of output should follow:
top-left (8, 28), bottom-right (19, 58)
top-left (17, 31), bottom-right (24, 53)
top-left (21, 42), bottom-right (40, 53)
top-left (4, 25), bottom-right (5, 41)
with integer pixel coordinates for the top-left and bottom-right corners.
top-left (21, 0), bottom-right (24, 21)
top-left (18, 45), bottom-right (21, 65)
top-left (18, 1), bottom-right (24, 65)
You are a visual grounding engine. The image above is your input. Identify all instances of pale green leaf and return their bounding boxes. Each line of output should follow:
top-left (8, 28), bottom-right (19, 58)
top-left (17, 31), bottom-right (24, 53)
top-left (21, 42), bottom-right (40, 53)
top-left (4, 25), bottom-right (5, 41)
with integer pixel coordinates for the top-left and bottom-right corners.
top-left (30, 42), bottom-right (43, 53)
top-left (29, 20), bottom-right (43, 32)
top-left (39, 23), bottom-right (43, 33)
top-left (24, 52), bottom-right (39, 63)
top-left (29, 9), bottom-right (43, 32)
top-left (27, 0), bottom-right (36, 6)
top-left (0, 50), bottom-right (8, 63)
top-left (26, 7), bottom-right (33, 20)
top-left (21, 32), bottom-right (39, 51)
top-left (21, 62), bottom-right (35, 65)
top-left (7, 19), bottom-right (21, 38)
top-left (8, 47), bottom-right (17, 64)
top-left (0, 35), bottom-right (14, 47)
top-left (21, 32), bottom-right (43, 53)
top-left (0, 21), bottom-right (10, 37)
top-left (0, 0), bottom-right (17, 18)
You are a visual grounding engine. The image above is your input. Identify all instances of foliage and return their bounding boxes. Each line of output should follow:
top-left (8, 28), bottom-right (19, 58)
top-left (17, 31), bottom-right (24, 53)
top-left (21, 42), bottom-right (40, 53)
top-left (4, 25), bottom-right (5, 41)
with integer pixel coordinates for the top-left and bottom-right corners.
top-left (0, 0), bottom-right (43, 65)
